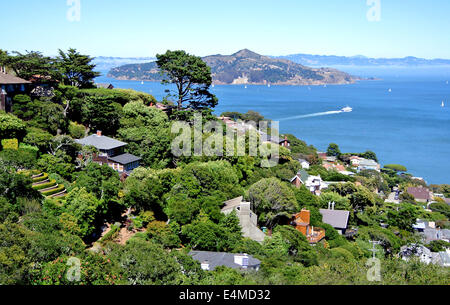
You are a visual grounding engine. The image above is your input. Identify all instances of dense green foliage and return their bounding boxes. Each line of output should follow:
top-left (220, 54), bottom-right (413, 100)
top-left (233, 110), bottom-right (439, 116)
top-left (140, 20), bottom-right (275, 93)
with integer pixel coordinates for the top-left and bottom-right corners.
top-left (0, 48), bottom-right (448, 286)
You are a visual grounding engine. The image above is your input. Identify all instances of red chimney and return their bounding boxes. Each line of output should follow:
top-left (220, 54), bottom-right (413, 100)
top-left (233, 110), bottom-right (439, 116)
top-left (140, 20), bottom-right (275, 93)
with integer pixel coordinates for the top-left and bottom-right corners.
top-left (96, 130), bottom-right (102, 137)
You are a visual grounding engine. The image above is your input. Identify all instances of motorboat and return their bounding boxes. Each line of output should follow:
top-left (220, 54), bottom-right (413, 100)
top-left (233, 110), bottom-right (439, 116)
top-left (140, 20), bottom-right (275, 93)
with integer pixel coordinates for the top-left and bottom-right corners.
top-left (341, 106), bottom-right (353, 113)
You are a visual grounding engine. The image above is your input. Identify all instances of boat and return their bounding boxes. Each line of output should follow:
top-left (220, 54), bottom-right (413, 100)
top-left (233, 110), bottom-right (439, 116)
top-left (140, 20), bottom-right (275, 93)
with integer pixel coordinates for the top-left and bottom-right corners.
top-left (442, 101), bottom-right (445, 107)
top-left (141, 81), bottom-right (144, 85)
top-left (268, 84), bottom-right (271, 88)
top-left (388, 88), bottom-right (392, 92)
top-left (245, 85), bottom-right (247, 89)
top-left (341, 106), bottom-right (353, 113)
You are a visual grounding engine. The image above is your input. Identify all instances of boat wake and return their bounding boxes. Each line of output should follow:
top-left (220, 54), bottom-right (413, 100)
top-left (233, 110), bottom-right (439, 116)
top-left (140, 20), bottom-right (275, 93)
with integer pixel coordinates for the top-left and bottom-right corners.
top-left (278, 110), bottom-right (343, 121)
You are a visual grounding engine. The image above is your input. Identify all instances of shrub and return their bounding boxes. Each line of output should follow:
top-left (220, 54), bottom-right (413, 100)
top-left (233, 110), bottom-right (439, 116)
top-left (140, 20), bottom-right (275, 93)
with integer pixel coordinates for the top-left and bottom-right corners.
top-left (99, 224), bottom-right (121, 244)
top-left (384, 164), bottom-right (407, 172)
top-left (68, 121), bottom-right (86, 139)
top-left (1, 139), bottom-right (19, 150)
top-left (41, 184), bottom-right (65, 196)
top-left (32, 179), bottom-right (57, 191)
top-left (32, 173), bottom-right (49, 183)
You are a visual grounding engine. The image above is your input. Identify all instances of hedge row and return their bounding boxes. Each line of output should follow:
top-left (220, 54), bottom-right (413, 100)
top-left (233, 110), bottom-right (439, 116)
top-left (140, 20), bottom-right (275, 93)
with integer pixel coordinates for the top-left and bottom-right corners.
top-left (42, 185), bottom-right (66, 197)
top-left (32, 179), bottom-right (57, 191)
top-left (33, 173), bottom-right (49, 183)
top-left (99, 225), bottom-right (121, 244)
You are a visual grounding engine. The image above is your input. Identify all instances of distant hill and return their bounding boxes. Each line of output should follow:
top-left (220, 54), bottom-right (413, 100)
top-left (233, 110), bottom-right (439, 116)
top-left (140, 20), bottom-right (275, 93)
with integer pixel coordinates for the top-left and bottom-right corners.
top-left (107, 49), bottom-right (360, 85)
top-left (93, 56), bottom-right (155, 73)
top-left (275, 53), bottom-right (450, 67)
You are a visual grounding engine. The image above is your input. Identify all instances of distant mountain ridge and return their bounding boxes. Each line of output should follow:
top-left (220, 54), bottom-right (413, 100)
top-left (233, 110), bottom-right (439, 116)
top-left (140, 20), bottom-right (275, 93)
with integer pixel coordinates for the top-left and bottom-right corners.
top-left (275, 53), bottom-right (450, 67)
top-left (107, 49), bottom-right (359, 86)
top-left (93, 56), bottom-right (155, 72)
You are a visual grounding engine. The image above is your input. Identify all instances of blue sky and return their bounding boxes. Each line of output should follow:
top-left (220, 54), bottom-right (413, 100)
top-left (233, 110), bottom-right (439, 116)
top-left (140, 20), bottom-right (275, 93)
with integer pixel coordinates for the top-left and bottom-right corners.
top-left (1, 0), bottom-right (449, 59)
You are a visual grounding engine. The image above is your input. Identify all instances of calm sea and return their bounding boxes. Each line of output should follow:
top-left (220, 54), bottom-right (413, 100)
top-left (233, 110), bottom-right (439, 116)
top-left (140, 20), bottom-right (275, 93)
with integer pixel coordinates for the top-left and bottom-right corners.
top-left (95, 66), bottom-right (450, 184)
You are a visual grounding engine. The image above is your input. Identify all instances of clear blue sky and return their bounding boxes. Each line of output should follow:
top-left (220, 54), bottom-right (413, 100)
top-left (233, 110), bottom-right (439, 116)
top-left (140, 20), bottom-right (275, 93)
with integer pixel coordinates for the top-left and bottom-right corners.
top-left (2, 0), bottom-right (450, 59)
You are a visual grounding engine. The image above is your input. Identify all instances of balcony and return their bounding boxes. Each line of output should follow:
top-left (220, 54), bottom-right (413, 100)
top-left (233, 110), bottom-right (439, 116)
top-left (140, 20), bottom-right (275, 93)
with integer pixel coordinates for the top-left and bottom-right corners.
top-left (307, 227), bottom-right (326, 244)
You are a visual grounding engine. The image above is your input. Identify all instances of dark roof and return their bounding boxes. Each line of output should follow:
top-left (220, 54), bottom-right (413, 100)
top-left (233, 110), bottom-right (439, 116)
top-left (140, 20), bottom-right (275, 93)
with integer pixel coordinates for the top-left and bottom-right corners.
top-left (0, 73), bottom-right (31, 85)
top-left (189, 251), bottom-right (261, 271)
top-left (407, 187), bottom-right (431, 200)
top-left (75, 134), bottom-right (127, 150)
top-left (108, 153), bottom-right (141, 165)
top-left (319, 209), bottom-right (350, 229)
top-left (291, 169), bottom-right (309, 183)
top-left (96, 83), bottom-right (114, 89)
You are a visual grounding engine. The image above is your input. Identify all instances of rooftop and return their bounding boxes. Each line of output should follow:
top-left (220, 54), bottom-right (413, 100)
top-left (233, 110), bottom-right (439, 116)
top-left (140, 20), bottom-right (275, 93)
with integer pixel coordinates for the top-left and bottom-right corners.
top-left (75, 134), bottom-right (128, 150)
top-left (108, 153), bottom-right (141, 165)
top-left (0, 72), bottom-right (31, 85)
top-left (189, 251), bottom-right (261, 271)
top-left (319, 209), bottom-right (350, 229)
top-left (407, 187), bottom-right (431, 201)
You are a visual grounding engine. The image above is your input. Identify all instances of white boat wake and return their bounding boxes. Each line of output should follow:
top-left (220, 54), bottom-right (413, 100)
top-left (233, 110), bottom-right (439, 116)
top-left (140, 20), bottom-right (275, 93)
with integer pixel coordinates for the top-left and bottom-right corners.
top-left (277, 110), bottom-right (344, 121)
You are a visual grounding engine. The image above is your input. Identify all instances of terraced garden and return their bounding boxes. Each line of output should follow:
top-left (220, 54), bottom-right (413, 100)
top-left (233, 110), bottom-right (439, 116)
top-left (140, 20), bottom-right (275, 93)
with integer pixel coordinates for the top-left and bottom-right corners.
top-left (30, 171), bottom-right (67, 199)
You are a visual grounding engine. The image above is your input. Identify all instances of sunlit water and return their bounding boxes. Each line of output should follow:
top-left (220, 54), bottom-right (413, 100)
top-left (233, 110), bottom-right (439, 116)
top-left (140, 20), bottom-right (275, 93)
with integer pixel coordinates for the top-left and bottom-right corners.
top-left (95, 66), bottom-right (450, 184)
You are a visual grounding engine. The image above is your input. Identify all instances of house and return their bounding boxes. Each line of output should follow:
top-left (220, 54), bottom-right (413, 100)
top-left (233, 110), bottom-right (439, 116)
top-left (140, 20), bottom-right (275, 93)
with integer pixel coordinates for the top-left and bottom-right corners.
top-left (96, 83), bottom-right (115, 90)
top-left (413, 220), bottom-right (450, 243)
top-left (319, 203), bottom-right (350, 235)
top-left (221, 197), bottom-right (266, 243)
top-left (75, 131), bottom-right (141, 175)
top-left (290, 170), bottom-right (328, 195)
top-left (399, 245), bottom-right (450, 267)
top-left (407, 187), bottom-right (433, 203)
top-left (265, 134), bottom-right (290, 148)
top-left (399, 244), bottom-right (433, 265)
top-left (357, 158), bottom-right (380, 172)
top-left (290, 209), bottom-right (325, 244)
top-left (189, 251), bottom-right (261, 271)
top-left (0, 70), bottom-right (31, 112)
top-left (298, 159), bottom-right (310, 170)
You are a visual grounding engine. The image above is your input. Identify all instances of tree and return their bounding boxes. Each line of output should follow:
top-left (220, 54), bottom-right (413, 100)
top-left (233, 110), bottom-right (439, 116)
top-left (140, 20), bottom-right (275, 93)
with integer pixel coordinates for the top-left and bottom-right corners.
top-left (360, 150), bottom-right (378, 162)
top-left (57, 48), bottom-right (100, 88)
top-left (0, 113), bottom-right (26, 143)
top-left (6, 51), bottom-right (60, 81)
top-left (107, 238), bottom-right (182, 285)
top-left (384, 164), bottom-right (407, 172)
top-left (64, 187), bottom-right (102, 239)
top-left (123, 167), bottom-right (164, 214)
top-left (327, 143), bottom-right (341, 157)
top-left (118, 101), bottom-right (171, 168)
top-left (319, 192), bottom-right (351, 211)
top-left (247, 177), bottom-right (298, 228)
top-left (73, 163), bottom-right (120, 201)
top-left (156, 50), bottom-right (218, 111)
top-left (81, 96), bottom-right (122, 135)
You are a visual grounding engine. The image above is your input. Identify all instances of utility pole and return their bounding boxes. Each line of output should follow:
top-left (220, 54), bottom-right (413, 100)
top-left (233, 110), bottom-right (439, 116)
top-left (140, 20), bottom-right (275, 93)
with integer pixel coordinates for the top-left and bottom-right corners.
top-left (368, 240), bottom-right (382, 259)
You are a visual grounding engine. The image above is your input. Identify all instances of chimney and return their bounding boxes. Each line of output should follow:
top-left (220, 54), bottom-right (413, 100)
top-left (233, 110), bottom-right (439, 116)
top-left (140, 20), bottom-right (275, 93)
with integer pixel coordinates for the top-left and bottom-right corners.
top-left (96, 130), bottom-right (102, 137)
top-left (284, 136), bottom-right (288, 147)
top-left (235, 254), bottom-right (249, 269)
top-left (201, 260), bottom-right (210, 271)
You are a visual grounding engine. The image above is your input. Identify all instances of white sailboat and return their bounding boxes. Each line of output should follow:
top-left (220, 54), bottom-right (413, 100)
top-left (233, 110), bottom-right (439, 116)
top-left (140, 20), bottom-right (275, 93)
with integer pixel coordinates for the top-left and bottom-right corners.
top-left (244, 85), bottom-right (247, 89)
top-left (141, 81), bottom-right (144, 85)
top-left (388, 88), bottom-right (392, 92)
top-left (442, 101), bottom-right (445, 108)
top-left (268, 84), bottom-right (271, 88)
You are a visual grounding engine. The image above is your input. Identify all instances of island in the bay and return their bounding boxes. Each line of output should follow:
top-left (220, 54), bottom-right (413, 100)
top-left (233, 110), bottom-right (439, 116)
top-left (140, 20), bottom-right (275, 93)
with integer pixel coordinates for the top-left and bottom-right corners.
top-left (108, 49), bottom-right (361, 86)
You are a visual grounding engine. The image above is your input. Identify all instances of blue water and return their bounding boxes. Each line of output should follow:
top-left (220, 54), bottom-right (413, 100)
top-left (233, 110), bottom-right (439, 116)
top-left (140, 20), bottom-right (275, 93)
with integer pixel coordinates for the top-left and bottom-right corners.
top-left (95, 67), bottom-right (450, 184)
